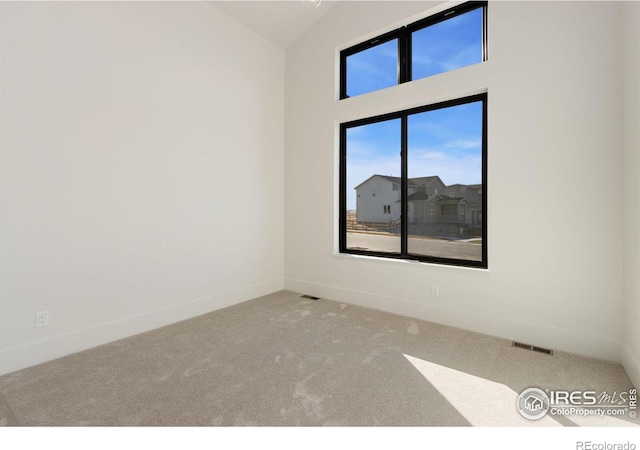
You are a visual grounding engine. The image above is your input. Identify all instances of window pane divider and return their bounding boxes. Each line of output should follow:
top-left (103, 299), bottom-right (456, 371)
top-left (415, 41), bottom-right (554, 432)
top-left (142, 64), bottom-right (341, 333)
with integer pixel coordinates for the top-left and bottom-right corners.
top-left (401, 116), bottom-right (408, 255)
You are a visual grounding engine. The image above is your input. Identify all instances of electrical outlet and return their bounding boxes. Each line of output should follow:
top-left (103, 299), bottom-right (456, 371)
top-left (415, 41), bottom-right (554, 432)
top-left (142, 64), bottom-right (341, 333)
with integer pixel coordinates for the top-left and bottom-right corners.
top-left (243, 270), bottom-right (251, 280)
top-left (35, 311), bottom-right (49, 328)
top-left (431, 284), bottom-right (440, 297)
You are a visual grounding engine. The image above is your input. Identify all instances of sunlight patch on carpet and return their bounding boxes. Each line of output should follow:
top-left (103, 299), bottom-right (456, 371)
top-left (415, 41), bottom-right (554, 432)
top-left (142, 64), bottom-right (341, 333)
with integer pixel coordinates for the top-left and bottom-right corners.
top-left (403, 354), bottom-right (561, 426)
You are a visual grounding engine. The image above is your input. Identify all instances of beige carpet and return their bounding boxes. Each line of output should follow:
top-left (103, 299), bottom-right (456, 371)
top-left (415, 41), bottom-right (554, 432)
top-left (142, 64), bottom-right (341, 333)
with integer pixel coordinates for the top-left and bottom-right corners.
top-left (0, 290), bottom-right (637, 426)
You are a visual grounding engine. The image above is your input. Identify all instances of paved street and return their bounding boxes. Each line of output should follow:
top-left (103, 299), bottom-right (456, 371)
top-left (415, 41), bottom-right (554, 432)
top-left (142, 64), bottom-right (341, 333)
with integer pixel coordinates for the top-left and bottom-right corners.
top-left (347, 232), bottom-right (482, 261)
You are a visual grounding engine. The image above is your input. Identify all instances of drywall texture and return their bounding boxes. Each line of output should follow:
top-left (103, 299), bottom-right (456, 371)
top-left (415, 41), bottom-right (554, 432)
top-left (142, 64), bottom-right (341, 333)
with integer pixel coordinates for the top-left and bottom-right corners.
top-left (623, 1), bottom-right (640, 389)
top-left (0, 2), bottom-right (285, 375)
top-left (285, 1), bottom-right (625, 361)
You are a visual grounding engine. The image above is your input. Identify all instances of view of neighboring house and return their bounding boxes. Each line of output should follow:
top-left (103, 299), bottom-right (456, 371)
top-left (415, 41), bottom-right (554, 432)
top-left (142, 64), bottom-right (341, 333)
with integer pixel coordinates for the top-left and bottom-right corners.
top-left (354, 174), bottom-right (482, 227)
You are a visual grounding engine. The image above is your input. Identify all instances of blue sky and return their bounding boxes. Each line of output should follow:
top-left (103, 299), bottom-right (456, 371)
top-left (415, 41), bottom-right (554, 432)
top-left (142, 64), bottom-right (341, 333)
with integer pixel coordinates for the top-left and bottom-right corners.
top-left (412, 8), bottom-right (483, 80)
top-left (345, 8), bottom-right (483, 210)
top-left (346, 39), bottom-right (398, 98)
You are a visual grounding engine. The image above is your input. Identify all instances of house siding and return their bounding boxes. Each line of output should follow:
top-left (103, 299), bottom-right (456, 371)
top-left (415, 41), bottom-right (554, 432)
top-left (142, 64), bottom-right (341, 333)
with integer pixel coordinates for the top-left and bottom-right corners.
top-left (355, 176), bottom-right (401, 222)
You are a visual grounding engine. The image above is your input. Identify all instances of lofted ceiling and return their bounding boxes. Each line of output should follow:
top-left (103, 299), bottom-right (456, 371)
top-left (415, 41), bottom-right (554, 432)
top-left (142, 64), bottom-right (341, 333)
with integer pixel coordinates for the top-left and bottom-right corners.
top-left (208, 1), bottom-right (337, 49)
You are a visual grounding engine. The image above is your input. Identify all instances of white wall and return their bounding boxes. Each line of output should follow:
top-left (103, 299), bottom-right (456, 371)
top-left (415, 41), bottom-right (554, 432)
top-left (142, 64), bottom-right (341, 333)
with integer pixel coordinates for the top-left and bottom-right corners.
top-left (0, 2), bottom-right (284, 375)
top-left (622, 2), bottom-right (640, 388)
top-left (285, 1), bottom-right (625, 361)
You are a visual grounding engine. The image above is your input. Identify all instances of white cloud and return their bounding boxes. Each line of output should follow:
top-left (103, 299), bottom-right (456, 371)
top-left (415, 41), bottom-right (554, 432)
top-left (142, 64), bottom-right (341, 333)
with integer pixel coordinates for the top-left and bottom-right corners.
top-left (445, 139), bottom-right (481, 150)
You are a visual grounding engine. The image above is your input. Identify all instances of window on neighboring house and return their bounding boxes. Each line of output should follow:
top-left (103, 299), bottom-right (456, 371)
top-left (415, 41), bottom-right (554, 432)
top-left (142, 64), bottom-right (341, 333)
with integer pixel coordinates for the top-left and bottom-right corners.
top-left (340, 2), bottom-right (487, 99)
top-left (449, 192), bottom-right (455, 197)
top-left (340, 93), bottom-right (487, 268)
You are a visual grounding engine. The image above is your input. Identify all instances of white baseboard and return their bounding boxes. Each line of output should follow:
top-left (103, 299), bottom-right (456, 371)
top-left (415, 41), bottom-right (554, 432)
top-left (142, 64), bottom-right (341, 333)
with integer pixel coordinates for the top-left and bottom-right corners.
top-left (621, 344), bottom-right (640, 390)
top-left (0, 278), bottom-right (283, 376)
top-left (3, 277), bottom-right (627, 379)
top-left (285, 277), bottom-right (621, 363)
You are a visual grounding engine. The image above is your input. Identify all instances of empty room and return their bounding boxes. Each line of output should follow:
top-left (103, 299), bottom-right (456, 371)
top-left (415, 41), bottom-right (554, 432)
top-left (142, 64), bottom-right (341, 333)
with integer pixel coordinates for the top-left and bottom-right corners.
top-left (1, 0), bottom-right (639, 442)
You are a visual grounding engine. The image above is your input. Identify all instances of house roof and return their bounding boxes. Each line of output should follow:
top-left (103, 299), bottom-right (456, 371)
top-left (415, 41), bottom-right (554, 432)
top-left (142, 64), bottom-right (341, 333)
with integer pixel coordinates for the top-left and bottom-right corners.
top-left (407, 191), bottom-right (430, 201)
top-left (354, 174), bottom-right (482, 194)
top-left (354, 174), bottom-right (441, 190)
top-left (407, 193), bottom-right (468, 204)
top-left (446, 183), bottom-right (482, 190)
top-left (437, 197), bottom-right (467, 205)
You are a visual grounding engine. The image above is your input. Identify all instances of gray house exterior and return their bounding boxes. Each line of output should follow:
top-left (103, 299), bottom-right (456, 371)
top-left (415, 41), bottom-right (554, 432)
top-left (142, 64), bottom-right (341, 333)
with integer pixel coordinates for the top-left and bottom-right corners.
top-left (354, 174), bottom-right (482, 226)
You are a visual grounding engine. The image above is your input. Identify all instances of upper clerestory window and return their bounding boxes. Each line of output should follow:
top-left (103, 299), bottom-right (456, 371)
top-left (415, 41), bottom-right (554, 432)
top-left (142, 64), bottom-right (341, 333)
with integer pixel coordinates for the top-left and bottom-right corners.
top-left (340, 1), bottom-right (487, 99)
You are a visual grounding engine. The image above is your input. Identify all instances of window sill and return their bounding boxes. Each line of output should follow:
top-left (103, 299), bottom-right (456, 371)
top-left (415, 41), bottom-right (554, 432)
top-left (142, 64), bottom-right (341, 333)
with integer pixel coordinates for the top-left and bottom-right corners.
top-left (330, 251), bottom-right (490, 273)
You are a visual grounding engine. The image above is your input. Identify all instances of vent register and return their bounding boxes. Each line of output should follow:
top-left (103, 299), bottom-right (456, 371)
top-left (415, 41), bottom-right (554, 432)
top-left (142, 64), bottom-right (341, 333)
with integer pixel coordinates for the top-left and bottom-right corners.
top-left (512, 341), bottom-right (554, 355)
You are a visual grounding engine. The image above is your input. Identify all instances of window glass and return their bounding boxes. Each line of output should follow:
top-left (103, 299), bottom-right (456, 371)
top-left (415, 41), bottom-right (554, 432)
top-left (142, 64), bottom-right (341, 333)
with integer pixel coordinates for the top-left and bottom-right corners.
top-left (411, 8), bottom-right (484, 81)
top-left (345, 39), bottom-right (398, 98)
top-left (345, 118), bottom-right (401, 253)
top-left (407, 100), bottom-right (483, 261)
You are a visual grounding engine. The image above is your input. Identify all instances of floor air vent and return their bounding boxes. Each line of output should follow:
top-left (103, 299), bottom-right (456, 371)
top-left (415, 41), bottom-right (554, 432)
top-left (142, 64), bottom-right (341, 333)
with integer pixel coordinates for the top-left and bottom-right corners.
top-left (512, 341), bottom-right (554, 355)
top-left (300, 294), bottom-right (320, 300)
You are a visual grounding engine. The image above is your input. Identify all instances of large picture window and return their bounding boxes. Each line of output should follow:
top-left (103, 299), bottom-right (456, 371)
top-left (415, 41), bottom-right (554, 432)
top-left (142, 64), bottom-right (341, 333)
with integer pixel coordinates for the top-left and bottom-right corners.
top-left (340, 1), bottom-right (487, 99)
top-left (339, 94), bottom-right (487, 268)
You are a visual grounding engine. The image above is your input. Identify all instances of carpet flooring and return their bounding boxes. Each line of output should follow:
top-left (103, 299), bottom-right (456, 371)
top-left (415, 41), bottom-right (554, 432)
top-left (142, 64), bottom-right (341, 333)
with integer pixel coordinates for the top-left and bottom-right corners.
top-left (0, 290), bottom-right (637, 426)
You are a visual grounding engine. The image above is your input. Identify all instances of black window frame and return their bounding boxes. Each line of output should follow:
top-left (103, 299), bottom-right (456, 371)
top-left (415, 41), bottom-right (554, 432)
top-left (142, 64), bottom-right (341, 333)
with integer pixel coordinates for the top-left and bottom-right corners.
top-left (339, 93), bottom-right (488, 269)
top-left (339, 1), bottom-right (487, 100)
